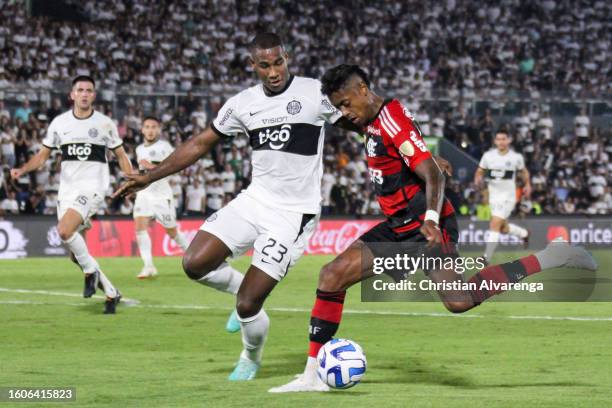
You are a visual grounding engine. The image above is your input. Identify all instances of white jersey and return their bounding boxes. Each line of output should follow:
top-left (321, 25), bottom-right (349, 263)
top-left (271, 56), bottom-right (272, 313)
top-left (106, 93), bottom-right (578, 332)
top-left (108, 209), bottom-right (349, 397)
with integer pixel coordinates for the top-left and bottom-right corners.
top-left (479, 148), bottom-right (525, 199)
top-left (42, 110), bottom-right (122, 200)
top-left (211, 75), bottom-right (342, 214)
top-left (135, 139), bottom-right (174, 198)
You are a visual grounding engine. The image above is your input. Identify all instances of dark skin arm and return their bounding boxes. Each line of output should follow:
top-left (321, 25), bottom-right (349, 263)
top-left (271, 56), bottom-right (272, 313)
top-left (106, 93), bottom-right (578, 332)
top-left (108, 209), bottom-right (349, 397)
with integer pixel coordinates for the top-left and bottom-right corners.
top-left (112, 126), bottom-right (222, 197)
top-left (413, 157), bottom-right (446, 246)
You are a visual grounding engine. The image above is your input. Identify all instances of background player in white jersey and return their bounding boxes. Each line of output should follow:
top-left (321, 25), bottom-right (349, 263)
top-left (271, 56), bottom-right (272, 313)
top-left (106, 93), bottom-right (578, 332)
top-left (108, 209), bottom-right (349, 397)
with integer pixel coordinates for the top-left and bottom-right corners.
top-left (113, 32), bottom-right (368, 380)
top-left (10, 76), bottom-right (133, 314)
top-left (133, 116), bottom-right (189, 279)
top-left (474, 130), bottom-right (531, 262)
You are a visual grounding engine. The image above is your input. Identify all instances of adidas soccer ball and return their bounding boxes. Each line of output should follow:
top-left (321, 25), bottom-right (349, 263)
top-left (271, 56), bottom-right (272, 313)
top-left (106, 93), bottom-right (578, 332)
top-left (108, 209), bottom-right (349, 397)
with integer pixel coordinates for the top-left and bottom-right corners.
top-left (316, 338), bottom-right (367, 389)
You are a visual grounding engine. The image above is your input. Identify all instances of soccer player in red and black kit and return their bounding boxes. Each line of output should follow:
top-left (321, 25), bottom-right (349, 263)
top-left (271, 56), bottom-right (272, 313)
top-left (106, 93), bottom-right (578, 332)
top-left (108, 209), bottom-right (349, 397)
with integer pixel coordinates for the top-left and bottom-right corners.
top-left (270, 64), bottom-right (598, 393)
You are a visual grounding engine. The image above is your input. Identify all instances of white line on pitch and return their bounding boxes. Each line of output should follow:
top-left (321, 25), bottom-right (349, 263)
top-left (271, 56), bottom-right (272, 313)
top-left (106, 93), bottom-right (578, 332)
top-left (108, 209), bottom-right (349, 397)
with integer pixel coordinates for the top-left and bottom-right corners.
top-left (1, 288), bottom-right (612, 322)
top-left (0, 287), bottom-right (140, 305)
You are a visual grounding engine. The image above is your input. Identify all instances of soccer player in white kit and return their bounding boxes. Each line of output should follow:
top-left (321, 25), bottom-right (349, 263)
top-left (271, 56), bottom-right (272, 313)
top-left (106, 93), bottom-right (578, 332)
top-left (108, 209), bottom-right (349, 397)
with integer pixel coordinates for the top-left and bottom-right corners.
top-left (114, 33), bottom-right (371, 381)
top-left (10, 76), bottom-right (133, 314)
top-left (133, 117), bottom-right (190, 278)
top-left (474, 130), bottom-right (531, 262)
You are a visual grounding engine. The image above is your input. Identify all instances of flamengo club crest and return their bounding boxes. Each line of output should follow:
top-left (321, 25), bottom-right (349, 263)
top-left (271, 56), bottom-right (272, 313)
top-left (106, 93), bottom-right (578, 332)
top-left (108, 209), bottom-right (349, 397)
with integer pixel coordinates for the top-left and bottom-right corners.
top-left (287, 100), bottom-right (302, 115)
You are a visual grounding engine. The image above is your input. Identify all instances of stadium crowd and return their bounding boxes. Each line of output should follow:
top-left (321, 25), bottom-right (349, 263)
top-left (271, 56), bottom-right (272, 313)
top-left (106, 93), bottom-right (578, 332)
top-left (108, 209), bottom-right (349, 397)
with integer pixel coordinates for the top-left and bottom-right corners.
top-left (0, 0), bottom-right (610, 217)
top-left (0, 0), bottom-right (609, 98)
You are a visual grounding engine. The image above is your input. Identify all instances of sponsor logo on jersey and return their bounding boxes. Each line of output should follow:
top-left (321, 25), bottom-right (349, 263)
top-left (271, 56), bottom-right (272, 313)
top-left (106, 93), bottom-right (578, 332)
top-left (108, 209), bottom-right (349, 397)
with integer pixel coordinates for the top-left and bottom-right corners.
top-left (287, 100), bottom-right (302, 115)
top-left (366, 125), bottom-right (381, 136)
top-left (68, 143), bottom-right (91, 161)
top-left (321, 98), bottom-right (337, 113)
top-left (400, 103), bottom-right (415, 120)
top-left (218, 108), bottom-right (233, 126)
top-left (259, 124), bottom-right (292, 150)
top-left (262, 116), bottom-right (289, 125)
top-left (61, 143), bottom-right (107, 162)
top-left (88, 128), bottom-right (98, 138)
top-left (409, 131), bottom-right (427, 152)
top-left (68, 143), bottom-right (92, 161)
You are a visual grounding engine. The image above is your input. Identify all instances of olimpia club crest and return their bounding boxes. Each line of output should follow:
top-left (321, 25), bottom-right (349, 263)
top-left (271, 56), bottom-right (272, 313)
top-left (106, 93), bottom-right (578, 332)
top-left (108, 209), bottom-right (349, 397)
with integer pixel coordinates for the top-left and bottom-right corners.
top-left (88, 128), bottom-right (99, 138)
top-left (287, 100), bottom-right (302, 115)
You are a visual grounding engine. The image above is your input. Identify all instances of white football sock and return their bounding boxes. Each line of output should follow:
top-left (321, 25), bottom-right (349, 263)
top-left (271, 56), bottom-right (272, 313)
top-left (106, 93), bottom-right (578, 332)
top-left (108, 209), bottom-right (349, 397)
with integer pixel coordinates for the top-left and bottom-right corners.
top-left (484, 230), bottom-right (500, 261)
top-left (304, 356), bottom-right (318, 381)
top-left (173, 231), bottom-right (189, 251)
top-left (196, 262), bottom-right (243, 295)
top-left (508, 223), bottom-right (528, 238)
top-left (63, 232), bottom-right (98, 274)
top-left (98, 270), bottom-right (118, 298)
top-left (238, 309), bottom-right (269, 363)
top-left (136, 230), bottom-right (154, 268)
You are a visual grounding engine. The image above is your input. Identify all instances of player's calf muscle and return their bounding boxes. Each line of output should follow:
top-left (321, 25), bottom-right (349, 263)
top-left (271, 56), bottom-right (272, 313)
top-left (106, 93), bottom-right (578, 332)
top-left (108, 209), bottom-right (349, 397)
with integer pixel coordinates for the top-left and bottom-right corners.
top-left (318, 252), bottom-right (363, 291)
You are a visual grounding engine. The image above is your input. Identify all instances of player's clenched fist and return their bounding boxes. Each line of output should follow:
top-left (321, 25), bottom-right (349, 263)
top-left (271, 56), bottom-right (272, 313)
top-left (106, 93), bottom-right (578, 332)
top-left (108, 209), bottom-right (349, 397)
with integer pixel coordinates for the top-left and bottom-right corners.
top-left (420, 220), bottom-right (443, 247)
top-left (10, 168), bottom-right (23, 180)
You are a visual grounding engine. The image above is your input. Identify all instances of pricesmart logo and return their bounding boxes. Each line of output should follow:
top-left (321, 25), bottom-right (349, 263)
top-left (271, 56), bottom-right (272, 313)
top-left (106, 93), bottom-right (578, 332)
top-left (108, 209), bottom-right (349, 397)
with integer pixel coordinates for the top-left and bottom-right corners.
top-left (547, 224), bottom-right (612, 244)
top-left (458, 223), bottom-right (521, 244)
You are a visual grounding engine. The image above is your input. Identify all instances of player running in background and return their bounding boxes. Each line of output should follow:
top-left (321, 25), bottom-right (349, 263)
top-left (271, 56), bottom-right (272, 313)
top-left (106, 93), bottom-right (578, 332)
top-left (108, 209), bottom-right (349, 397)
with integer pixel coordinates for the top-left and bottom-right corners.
top-left (133, 116), bottom-right (189, 279)
top-left (10, 76), bottom-right (132, 314)
top-left (474, 131), bottom-right (530, 263)
top-left (270, 64), bottom-right (597, 393)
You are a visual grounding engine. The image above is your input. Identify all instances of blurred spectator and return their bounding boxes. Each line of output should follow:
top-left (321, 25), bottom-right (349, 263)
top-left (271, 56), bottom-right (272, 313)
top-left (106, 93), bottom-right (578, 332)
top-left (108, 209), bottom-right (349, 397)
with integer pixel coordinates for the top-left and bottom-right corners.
top-left (185, 178), bottom-right (206, 216)
top-left (1, 190), bottom-right (19, 214)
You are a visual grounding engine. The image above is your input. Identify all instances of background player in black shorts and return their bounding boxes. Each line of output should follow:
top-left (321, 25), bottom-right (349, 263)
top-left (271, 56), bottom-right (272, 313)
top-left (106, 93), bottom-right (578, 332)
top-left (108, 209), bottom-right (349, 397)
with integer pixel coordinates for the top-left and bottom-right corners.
top-left (270, 64), bottom-right (598, 393)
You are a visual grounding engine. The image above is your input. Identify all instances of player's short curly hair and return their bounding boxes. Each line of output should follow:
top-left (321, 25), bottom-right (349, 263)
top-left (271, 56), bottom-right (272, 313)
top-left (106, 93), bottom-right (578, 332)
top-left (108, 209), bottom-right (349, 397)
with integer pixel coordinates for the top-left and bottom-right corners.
top-left (321, 64), bottom-right (370, 96)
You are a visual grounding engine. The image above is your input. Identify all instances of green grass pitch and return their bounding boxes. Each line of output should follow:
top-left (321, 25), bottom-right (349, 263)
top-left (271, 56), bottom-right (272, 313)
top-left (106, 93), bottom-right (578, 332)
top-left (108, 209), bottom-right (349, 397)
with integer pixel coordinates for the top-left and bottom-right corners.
top-left (1, 252), bottom-right (612, 407)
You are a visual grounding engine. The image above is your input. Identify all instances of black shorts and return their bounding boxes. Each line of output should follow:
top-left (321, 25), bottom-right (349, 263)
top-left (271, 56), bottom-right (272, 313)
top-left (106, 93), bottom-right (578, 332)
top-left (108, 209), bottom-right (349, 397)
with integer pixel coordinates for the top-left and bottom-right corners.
top-left (360, 215), bottom-right (459, 280)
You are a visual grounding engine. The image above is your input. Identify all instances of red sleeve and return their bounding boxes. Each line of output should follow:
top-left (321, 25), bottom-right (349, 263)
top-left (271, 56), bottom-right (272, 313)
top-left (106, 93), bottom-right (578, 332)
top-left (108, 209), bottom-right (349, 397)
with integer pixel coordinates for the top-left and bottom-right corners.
top-left (379, 100), bottom-right (432, 171)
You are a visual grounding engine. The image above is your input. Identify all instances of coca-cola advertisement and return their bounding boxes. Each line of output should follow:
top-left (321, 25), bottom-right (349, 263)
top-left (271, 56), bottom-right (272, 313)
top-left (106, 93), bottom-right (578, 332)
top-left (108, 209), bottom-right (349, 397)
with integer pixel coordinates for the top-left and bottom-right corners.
top-left (83, 219), bottom-right (381, 257)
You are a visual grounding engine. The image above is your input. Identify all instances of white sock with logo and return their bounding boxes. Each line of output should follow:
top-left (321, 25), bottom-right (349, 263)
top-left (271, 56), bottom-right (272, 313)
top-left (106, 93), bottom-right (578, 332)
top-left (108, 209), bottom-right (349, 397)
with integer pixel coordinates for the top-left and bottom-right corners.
top-left (484, 230), bottom-right (500, 261)
top-left (63, 232), bottom-right (98, 274)
top-left (173, 231), bottom-right (189, 251)
top-left (238, 309), bottom-right (270, 363)
top-left (196, 262), bottom-right (243, 294)
top-left (136, 230), bottom-right (154, 268)
top-left (508, 223), bottom-right (528, 239)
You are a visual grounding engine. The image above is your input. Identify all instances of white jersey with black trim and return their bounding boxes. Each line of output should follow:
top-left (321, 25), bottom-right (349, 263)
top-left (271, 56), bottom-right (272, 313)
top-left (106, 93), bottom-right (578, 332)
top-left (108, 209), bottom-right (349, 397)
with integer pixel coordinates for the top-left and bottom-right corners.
top-left (211, 75), bottom-right (342, 214)
top-left (479, 148), bottom-right (525, 198)
top-left (42, 110), bottom-right (123, 200)
top-left (135, 139), bottom-right (174, 198)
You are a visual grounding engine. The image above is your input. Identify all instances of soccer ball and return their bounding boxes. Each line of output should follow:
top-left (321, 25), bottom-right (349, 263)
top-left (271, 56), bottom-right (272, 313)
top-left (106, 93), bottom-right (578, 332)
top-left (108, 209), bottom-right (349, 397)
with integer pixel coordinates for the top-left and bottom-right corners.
top-left (316, 338), bottom-right (367, 389)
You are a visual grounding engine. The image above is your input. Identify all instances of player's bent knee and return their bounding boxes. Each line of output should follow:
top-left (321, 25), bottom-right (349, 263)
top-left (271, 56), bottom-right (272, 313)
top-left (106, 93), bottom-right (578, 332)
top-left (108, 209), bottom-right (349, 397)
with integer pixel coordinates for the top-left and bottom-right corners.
top-left (318, 260), bottom-right (348, 292)
top-left (57, 226), bottom-right (75, 242)
top-left (235, 297), bottom-right (262, 319)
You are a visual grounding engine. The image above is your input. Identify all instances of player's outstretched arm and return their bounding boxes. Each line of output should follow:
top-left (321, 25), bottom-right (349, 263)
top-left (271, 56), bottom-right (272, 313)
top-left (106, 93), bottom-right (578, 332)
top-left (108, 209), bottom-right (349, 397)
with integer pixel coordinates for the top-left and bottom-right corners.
top-left (520, 167), bottom-right (531, 198)
top-left (473, 167), bottom-right (485, 187)
top-left (414, 157), bottom-right (446, 245)
top-left (10, 146), bottom-right (51, 180)
top-left (113, 126), bottom-right (221, 197)
top-left (112, 145), bottom-right (134, 176)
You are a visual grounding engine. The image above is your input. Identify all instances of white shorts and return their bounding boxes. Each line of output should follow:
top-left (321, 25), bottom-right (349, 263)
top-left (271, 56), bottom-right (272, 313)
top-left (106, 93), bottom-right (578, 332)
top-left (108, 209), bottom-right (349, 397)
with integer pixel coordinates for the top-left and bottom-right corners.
top-left (200, 191), bottom-right (319, 281)
top-left (57, 191), bottom-right (104, 230)
top-left (490, 198), bottom-right (516, 219)
top-left (133, 193), bottom-right (177, 229)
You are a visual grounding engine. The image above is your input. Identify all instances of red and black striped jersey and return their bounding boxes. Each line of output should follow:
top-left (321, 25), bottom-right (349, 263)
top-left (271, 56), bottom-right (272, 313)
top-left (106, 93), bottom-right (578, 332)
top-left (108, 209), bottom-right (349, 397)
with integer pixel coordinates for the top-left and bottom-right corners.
top-left (363, 99), bottom-right (454, 233)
